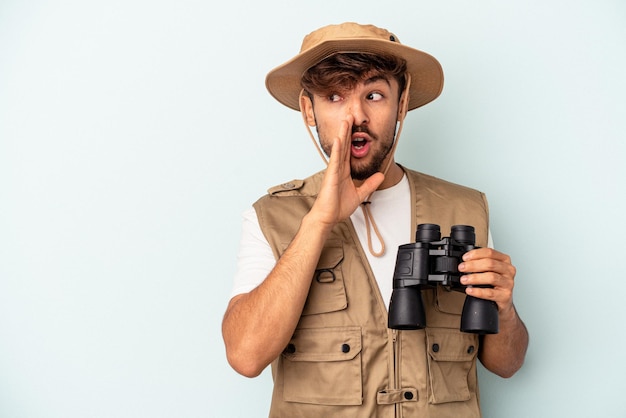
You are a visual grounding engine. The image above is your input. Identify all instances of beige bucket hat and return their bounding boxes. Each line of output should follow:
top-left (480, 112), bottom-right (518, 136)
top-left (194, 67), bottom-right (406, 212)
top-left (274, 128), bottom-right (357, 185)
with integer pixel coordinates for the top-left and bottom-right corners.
top-left (265, 22), bottom-right (444, 112)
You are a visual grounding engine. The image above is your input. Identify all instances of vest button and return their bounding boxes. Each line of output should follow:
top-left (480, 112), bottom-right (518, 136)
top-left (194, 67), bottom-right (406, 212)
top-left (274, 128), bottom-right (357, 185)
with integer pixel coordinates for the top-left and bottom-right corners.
top-left (432, 343), bottom-right (440, 352)
top-left (404, 391), bottom-right (414, 400)
top-left (467, 345), bottom-right (475, 354)
top-left (341, 343), bottom-right (350, 353)
top-left (285, 343), bottom-right (296, 354)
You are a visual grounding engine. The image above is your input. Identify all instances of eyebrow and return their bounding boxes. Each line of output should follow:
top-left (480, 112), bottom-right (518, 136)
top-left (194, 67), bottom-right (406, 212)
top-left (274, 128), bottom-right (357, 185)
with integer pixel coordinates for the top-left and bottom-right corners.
top-left (363, 76), bottom-right (391, 87)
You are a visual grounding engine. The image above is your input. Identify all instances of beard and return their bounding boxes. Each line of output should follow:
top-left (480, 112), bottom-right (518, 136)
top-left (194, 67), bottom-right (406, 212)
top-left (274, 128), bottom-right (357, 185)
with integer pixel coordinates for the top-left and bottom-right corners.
top-left (317, 124), bottom-right (396, 181)
top-left (350, 144), bottom-right (392, 180)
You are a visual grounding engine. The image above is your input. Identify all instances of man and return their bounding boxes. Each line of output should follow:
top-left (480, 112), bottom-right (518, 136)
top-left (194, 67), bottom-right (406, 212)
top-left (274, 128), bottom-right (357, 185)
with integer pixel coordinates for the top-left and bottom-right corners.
top-left (222, 22), bottom-right (528, 417)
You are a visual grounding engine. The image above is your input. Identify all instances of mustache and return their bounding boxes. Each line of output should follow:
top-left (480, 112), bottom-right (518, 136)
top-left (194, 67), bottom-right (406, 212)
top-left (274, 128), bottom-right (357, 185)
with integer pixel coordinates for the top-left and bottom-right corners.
top-left (352, 125), bottom-right (371, 135)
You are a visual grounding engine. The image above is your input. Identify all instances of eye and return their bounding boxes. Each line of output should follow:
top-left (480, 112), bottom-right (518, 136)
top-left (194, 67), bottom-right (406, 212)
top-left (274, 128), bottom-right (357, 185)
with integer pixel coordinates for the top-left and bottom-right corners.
top-left (367, 92), bottom-right (384, 101)
top-left (328, 93), bottom-right (342, 102)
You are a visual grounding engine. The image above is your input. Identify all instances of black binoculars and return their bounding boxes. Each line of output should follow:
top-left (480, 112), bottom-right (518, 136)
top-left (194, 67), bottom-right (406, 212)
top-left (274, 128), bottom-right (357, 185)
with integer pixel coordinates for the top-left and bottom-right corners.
top-left (388, 223), bottom-right (499, 334)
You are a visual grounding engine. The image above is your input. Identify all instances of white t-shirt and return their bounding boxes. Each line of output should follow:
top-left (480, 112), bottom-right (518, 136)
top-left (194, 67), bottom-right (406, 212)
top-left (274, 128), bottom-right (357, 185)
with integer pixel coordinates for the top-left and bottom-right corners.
top-left (231, 174), bottom-right (492, 309)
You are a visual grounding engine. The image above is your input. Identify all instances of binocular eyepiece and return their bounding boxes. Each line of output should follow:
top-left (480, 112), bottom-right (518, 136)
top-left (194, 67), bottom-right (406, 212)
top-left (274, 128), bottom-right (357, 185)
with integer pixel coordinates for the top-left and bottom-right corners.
top-left (388, 224), bottom-right (499, 334)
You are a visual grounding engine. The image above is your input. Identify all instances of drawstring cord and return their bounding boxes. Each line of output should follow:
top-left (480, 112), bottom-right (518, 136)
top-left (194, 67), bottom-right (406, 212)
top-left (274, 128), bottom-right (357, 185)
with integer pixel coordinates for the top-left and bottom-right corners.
top-left (298, 73), bottom-right (412, 257)
top-left (359, 73), bottom-right (411, 256)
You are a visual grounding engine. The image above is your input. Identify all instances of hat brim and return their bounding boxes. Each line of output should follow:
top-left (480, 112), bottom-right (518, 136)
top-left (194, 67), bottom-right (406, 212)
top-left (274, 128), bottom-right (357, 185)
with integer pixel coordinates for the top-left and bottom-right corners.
top-left (265, 38), bottom-right (444, 112)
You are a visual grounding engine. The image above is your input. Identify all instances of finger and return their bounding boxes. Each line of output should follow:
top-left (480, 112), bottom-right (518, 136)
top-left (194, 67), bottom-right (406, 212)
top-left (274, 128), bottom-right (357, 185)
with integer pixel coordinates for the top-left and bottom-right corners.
top-left (463, 247), bottom-right (511, 263)
top-left (461, 272), bottom-right (487, 286)
top-left (460, 260), bottom-right (516, 285)
top-left (357, 172), bottom-right (385, 200)
top-left (459, 255), bottom-right (498, 273)
top-left (328, 118), bottom-right (353, 172)
top-left (461, 271), bottom-right (510, 288)
top-left (466, 281), bottom-right (513, 306)
top-left (339, 116), bottom-right (354, 164)
top-left (465, 285), bottom-right (498, 300)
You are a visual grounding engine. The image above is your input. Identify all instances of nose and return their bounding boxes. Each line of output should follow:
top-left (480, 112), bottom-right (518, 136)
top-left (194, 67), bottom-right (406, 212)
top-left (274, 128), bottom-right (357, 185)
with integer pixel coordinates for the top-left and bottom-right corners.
top-left (347, 97), bottom-right (369, 126)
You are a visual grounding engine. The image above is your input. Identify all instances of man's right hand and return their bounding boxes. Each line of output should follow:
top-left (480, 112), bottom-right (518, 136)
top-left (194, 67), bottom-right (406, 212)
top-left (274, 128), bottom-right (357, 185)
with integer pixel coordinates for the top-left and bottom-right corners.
top-left (310, 115), bottom-right (384, 230)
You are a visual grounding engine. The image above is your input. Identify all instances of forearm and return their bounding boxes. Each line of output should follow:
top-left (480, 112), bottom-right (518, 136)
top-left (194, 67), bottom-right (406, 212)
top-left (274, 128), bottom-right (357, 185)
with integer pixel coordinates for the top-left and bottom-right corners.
top-left (222, 213), bottom-right (333, 377)
top-left (478, 304), bottom-right (529, 378)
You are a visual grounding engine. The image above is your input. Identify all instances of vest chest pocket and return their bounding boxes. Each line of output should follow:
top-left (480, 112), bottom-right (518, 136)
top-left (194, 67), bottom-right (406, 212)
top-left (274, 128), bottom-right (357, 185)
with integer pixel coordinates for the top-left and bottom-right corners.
top-left (302, 240), bottom-right (347, 316)
top-left (424, 286), bottom-right (467, 329)
top-left (281, 326), bottom-right (362, 406)
top-left (426, 328), bottom-right (478, 404)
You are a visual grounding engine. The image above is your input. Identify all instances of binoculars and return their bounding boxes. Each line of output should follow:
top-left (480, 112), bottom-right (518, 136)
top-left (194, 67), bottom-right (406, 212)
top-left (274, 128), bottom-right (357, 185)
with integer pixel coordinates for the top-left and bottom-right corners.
top-left (388, 223), bottom-right (499, 334)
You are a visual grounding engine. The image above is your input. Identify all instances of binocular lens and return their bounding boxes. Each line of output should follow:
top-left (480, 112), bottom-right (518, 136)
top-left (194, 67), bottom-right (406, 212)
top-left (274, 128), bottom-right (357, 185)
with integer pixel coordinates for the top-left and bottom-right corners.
top-left (451, 225), bottom-right (475, 245)
top-left (461, 295), bottom-right (499, 334)
top-left (415, 223), bottom-right (441, 243)
top-left (387, 287), bottom-right (427, 330)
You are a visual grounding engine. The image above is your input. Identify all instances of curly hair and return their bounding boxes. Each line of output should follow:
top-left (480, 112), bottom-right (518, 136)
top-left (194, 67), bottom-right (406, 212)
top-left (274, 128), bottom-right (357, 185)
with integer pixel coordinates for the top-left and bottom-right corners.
top-left (301, 52), bottom-right (407, 102)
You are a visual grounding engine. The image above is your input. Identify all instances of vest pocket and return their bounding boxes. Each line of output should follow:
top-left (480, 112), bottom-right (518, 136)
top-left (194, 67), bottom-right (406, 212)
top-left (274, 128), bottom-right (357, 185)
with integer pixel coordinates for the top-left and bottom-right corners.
top-left (281, 326), bottom-right (362, 406)
top-left (435, 285), bottom-right (466, 314)
top-left (425, 328), bottom-right (478, 404)
top-left (301, 240), bottom-right (347, 316)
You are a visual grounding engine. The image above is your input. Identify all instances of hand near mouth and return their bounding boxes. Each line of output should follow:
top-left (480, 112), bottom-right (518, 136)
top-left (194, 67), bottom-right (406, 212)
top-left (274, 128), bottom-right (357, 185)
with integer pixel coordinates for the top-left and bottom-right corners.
top-left (310, 116), bottom-right (384, 230)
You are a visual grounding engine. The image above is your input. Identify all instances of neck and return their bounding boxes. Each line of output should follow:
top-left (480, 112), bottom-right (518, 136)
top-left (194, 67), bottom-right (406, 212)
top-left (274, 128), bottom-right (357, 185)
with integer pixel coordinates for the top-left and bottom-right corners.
top-left (377, 161), bottom-right (404, 190)
top-left (352, 161), bottom-right (404, 190)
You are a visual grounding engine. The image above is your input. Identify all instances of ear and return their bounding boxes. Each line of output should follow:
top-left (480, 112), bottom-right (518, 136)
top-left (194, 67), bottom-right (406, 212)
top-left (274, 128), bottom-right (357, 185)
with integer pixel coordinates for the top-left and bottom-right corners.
top-left (397, 90), bottom-right (408, 122)
top-left (300, 94), bottom-right (316, 126)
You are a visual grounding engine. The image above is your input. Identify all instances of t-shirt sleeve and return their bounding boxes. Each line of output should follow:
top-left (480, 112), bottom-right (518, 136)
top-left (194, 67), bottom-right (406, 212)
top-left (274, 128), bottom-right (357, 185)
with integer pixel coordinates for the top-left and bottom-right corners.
top-left (229, 207), bottom-right (276, 298)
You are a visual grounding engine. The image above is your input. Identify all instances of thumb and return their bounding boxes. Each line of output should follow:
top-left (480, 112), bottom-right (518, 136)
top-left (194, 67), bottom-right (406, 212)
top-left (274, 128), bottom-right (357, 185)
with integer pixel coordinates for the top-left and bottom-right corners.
top-left (357, 172), bottom-right (385, 202)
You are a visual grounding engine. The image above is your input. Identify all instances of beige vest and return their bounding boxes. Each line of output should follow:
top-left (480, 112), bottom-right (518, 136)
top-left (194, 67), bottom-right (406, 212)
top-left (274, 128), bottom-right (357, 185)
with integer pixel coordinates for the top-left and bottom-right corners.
top-left (253, 167), bottom-right (489, 418)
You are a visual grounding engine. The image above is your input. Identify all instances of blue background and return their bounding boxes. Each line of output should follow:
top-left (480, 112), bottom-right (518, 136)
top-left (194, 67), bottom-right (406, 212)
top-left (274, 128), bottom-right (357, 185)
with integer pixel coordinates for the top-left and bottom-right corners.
top-left (1, 1), bottom-right (625, 416)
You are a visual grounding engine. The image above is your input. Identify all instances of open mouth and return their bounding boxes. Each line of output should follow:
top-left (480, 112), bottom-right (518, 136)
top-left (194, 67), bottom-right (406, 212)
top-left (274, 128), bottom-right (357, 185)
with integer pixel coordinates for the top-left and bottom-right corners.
top-left (351, 137), bottom-right (370, 158)
top-left (352, 138), bottom-right (367, 149)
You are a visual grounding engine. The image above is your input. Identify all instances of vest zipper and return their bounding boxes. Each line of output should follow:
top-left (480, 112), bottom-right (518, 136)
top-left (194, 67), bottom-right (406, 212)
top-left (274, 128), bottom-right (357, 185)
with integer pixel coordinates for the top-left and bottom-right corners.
top-left (392, 329), bottom-right (399, 388)
top-left (392, 329), bottom-right (401, 418)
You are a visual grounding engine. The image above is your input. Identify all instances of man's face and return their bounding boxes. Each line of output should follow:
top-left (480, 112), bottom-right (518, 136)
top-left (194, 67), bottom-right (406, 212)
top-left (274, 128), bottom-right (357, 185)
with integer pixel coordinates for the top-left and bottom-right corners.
top-left (307, 77), bottom-right (401, 181)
